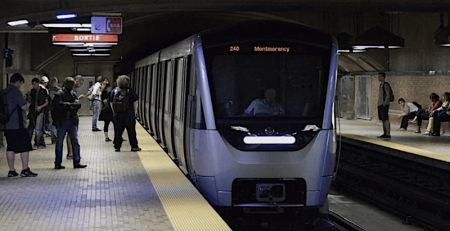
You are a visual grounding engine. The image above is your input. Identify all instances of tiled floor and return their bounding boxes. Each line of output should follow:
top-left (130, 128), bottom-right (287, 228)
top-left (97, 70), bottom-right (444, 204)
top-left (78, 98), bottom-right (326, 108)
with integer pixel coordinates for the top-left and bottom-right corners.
top-left (0, 116), bottom-right (173, 231)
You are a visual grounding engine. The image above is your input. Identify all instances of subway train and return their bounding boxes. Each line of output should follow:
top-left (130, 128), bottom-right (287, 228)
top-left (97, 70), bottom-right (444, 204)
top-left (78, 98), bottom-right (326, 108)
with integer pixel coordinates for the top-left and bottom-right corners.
top-left (130, 20), bottom-right (338, 224)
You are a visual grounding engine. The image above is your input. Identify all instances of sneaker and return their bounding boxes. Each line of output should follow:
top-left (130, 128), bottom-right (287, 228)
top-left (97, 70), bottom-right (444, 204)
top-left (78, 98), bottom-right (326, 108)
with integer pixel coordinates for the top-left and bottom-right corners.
top-left (66, 154), bottom-right (73, 159)
top-left (20, 168), bottom-right (38, 177)
top-left (423, 131), bottom-right (431, 135)
top-left (92, 128), bottom-right (102, 132)
top-left (115, 149), bottom-right (120, 152)
top-left (131, 147), bottom-right (142, 152)
top-left (33, 145), bottom-right (39, 150)
top-left (105, 138), bottom-right (112, 141)
top-left (415, 129), bottom-right (421, 133)
top-left (397, 128), bottom-right (406, 131)
top-left (8, 170), bottom-right (18, 177)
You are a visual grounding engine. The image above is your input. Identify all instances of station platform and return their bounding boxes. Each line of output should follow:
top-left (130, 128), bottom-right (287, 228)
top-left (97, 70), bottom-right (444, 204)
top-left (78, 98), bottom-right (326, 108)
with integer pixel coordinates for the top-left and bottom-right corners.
top-left (0, 116), bottom-right (231, 231)
top-left (337, 117), bottom-right (450, 157)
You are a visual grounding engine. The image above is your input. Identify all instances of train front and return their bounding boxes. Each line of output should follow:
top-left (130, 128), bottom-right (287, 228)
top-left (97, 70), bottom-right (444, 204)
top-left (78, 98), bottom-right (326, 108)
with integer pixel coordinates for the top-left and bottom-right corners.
top-left (194, 21), bottom-right (338, 214)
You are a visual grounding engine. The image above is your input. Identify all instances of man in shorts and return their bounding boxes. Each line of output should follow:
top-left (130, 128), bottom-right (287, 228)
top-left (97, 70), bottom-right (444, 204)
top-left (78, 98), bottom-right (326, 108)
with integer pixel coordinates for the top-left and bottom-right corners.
top-left (4, 73), bottom-right (38, 177)
top-left (377, 72), bottom-right (392, 139)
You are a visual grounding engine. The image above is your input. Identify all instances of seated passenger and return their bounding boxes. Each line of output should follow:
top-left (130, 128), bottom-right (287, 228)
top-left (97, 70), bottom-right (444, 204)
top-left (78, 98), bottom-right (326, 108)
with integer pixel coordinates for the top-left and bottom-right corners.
top-left (431, 92), bottom-right (450, 136)
top-left (244, 87), bottom-right (284, 115)
top-left (397, 98), bottom-right (419, 131)
top-left (415, 93), bottom-right (442, 134)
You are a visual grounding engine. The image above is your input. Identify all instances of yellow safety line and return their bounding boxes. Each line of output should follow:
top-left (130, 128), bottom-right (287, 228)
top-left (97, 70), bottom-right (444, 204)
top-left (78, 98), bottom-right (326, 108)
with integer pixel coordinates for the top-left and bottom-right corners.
top-left (135, 126), bottom-right (232, 231)
top-left (339, 131), bottom-right (450, 163)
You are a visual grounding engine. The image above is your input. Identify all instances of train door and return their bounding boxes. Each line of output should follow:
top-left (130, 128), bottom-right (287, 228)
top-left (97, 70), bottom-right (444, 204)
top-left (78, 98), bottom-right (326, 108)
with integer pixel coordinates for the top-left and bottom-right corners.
top-left (157, 61), bottom-right (168, 149)
top-left (145, 65), bottom-right (153, 135)
top-left (163, 60), bottom-right (176, 159)
top-left (185, 58), bottom-right (202, 177)
top-left (150, 64), bottom-right (159, 139)
top-left (355, 75), bottom-right (371, 120)
top-left (173, 56), bottom-right (191, 173)
top-left (140, 67), bottom-right (148, 129)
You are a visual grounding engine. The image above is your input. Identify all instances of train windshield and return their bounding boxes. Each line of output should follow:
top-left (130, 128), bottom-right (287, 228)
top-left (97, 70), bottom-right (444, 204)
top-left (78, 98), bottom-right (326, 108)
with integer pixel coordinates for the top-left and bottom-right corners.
top-left (204, 42), bottom-right (330, 120)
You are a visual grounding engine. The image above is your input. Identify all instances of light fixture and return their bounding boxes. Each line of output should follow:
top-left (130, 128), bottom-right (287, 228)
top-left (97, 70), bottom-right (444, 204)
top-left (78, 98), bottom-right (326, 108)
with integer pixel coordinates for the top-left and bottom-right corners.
top-left (243, 135), bottom-right (296, 145)
top-left (434, 26), bottom-right (450, 46)
top-left (42, 23), bottom-right (91, 28)
top-left (352, 26), bottom-right (404, 49)
top-left (56, 13), bottom-right (77, 20)
top-left (7, 20), bottom-right (29, 26)
top-left (72, 53), bottom-right (91, 56)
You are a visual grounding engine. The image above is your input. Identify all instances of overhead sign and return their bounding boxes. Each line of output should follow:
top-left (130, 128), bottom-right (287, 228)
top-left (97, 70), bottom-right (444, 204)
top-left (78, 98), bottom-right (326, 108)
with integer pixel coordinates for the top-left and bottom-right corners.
top-left (52, 34), bottom-right (118, 42)
top-left (91, 16), bottom-right (122, 34)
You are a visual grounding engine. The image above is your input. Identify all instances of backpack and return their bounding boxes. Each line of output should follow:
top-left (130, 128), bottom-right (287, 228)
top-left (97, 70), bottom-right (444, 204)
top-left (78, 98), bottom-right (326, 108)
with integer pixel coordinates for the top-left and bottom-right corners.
top-left (382, 82), bottom-right (395, 102)
top-left (412, 101), bottom-right (422, 109)
top-left (86, 85), bottom-right (95, 101)
top-left (112, 88), bottom-right (130, 113)
top-left (0, 89), bottom-right (10, 125)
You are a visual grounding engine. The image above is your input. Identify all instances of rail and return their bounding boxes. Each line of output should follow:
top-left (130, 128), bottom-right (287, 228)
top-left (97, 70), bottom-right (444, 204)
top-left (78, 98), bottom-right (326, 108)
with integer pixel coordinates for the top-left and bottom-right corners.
top-left (333, 133), bottom-right (450, 231)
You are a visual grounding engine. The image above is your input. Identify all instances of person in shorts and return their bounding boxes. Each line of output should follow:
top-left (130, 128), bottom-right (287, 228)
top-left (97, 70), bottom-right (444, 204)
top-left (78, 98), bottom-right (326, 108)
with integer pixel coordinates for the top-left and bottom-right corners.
top-left (4, 73), bottom-right (38, 177)
top-left (377, 72), bottom-right (392, 139)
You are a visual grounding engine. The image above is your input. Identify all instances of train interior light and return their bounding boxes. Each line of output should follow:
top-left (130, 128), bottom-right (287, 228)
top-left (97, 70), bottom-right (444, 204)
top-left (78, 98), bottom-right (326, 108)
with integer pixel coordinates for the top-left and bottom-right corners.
top-left (243, 135), bottom-right (296, 145)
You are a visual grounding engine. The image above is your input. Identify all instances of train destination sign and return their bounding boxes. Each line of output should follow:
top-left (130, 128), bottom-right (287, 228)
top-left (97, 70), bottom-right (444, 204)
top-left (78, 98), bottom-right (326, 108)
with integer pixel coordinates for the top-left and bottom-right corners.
top-left (229, 45), bottom-right (291, 53)
top-left (52, 34), bottom-right (118, 42)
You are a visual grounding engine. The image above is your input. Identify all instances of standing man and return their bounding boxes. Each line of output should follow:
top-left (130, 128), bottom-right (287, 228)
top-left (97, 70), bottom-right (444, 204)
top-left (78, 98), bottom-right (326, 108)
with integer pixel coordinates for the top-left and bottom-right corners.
top-left (66, 75), bottom-right (84, 159)
top-left (377, 72), bottom-right (392, 139)
top-left (53, 77), bottom-right (87, 169)
top-left (28, 77), bottom-right (50, 149)
top-left (4, 73), bottom-right (38, 177)
top-left (109, 75), bottom-right (141, 152)
top-left (91, 76), bottom-right (103, 132)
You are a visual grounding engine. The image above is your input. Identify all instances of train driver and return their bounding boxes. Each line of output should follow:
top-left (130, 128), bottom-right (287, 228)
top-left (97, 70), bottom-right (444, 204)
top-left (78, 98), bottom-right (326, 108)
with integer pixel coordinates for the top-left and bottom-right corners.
top-left (244, 87), bottom-right (284, 115)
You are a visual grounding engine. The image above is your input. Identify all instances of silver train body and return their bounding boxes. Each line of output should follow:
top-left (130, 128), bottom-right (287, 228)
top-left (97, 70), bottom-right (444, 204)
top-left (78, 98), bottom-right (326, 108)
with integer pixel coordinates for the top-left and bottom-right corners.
top-left (131, 21), bottom-right (338, 211)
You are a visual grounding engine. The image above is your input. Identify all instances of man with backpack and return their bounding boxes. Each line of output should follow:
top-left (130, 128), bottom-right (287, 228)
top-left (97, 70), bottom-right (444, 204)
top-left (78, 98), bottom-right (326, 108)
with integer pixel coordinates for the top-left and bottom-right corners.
top-left (3, 73), bottom-right (38, 177)
top-left (108, 75), bottom-right (141, 152)
top-left (377, 72), bottom-right (393, 139)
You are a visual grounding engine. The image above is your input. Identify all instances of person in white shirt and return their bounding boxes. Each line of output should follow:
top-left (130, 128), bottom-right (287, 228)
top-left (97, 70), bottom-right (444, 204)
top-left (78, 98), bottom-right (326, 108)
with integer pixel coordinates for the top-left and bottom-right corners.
top-left (397, 98), bottom-right (419, 131)
top-left (91, 76), bottom-right (104, 132)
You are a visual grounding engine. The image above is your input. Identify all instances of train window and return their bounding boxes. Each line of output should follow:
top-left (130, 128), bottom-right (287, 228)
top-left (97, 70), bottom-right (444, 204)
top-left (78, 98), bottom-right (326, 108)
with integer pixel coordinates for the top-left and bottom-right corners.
top-left (204, 42), bottom-right (329, 120)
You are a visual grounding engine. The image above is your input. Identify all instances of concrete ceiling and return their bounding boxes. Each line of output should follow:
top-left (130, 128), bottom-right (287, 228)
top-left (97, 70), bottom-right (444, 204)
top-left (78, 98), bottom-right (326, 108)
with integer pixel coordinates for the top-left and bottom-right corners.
top-left (1, 1), bottom-right (448, 73)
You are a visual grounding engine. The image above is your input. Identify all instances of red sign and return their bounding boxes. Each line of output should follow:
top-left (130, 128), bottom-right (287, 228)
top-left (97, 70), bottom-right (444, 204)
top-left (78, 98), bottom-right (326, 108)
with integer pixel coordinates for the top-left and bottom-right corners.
top-left (52, 34), bottom-right (118, 42)
top-left (106, 17), bottom-right (122, 34)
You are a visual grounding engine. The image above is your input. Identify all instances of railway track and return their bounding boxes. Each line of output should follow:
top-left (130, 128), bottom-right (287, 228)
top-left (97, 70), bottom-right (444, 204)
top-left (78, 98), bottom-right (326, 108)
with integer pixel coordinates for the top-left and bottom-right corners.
top-left (333, 135), bottom-right (450, 231)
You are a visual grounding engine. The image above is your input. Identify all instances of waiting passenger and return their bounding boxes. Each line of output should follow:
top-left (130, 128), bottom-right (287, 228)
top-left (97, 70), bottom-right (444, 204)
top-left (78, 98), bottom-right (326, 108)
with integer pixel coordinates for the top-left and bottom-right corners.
top-left (244, 87), bottom-right (284, 115)
top-left (430, 92), bottom-right (450, 136)
top-left (4, 73), bottom-right (38, 177)
top-left (27, 77), bottom-right (50, 149)
top-left (99, 79), bottom-right (114, 141)
top-left (377, 72), bottom-right (392, 139)
top-left (52, 77), bottom-right (87, 169)
top-left (109, 75), bottom-right (141, 152)
top-left (415, 93), bottom-right (442, 134)
top-left (397, 98), bottom-right (419, 131)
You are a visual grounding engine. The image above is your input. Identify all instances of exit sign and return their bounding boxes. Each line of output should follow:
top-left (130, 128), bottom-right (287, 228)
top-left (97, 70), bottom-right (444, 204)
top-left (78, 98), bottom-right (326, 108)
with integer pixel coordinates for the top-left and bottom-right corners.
top-left (91, 17), bottom-right (122, 34)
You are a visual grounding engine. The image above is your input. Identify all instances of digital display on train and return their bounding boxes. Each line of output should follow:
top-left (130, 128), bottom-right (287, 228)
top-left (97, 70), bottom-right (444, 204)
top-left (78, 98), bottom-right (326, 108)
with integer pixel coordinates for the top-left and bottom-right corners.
top-left (229, 45), bottom-right (291, 53)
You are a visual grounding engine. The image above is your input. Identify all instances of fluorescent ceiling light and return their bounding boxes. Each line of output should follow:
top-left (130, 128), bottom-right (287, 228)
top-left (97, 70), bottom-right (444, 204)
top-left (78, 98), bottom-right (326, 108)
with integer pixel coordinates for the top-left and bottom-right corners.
top-left (70, 49), bottom-right (88, 52)
top-left (243, 136), bottom-right (296, 145)
top-left (56, 14), bottom-right (77, 20)
top-left (53, 42), bottom-right (85, 46)
top-left (84, 42), bottom-right (116, 46)
top-left (73, 53), bottom-right (91, 56)
top-left (92, 54), bottom-right (110, 56)
top-left (43, 23), bottom-right (91, 28)
top-left (74, 28), bottom-right (91, 31)
top-left (7, 20), bottom-right (29, 26)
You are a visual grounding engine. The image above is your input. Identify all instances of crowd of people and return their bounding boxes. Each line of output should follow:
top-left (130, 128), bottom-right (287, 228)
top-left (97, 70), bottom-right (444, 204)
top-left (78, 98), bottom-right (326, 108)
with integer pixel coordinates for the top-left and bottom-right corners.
top-left (3, 73), bottom-right (141, 177)
top-left (377, 72), bottom-right (450, 139)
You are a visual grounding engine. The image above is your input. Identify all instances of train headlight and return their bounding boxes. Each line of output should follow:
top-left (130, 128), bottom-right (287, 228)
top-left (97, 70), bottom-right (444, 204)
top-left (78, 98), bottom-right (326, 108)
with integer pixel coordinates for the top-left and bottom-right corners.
top-left (243, 135), bottom-right (296, 145)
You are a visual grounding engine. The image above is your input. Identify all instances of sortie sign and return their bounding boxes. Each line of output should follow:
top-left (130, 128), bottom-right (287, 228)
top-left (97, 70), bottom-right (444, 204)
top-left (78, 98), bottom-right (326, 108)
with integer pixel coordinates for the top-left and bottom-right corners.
top-left (52, 34), bottom-right (118, 42)
top-left (91, 17), bottom-right (122, 34)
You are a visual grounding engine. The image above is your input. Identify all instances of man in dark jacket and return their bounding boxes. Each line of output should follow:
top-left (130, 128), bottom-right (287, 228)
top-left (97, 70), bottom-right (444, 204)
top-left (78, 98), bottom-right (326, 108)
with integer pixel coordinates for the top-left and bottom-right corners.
top-left (28, 77), bottom-right (50, 149)
top-left (52, 77), bottom-right (87, 169)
